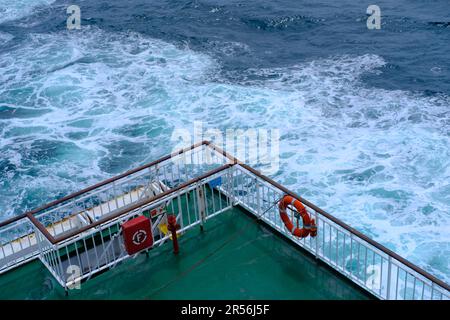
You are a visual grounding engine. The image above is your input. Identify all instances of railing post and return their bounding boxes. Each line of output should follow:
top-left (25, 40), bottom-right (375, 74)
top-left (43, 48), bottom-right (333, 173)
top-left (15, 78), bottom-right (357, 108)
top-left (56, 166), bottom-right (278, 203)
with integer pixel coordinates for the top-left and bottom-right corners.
top-left (431, 282), bottom-right (435, 300)
top-left (139, 167), bottom-right (154, 200)
top-left (196, 183), bottom-right (206, 231)
top-left (255, 179), bottom-right (261, 215)
top-left (227, 166), bottom-right (236, 207)
top-left (112, 181), bottom-right (120, 209)
top-left (349, 234), bottom-right (353, 277)
top-left (386, 256), bottom-right (392, 300)
top-left (55, 244), bottom-right (67, 291)
top-left (314, 210), bottom-right (319, 259)
top-left (34, 226), bottom-right (42, 255)
top-left (176, 190), bottom-right (184, 230)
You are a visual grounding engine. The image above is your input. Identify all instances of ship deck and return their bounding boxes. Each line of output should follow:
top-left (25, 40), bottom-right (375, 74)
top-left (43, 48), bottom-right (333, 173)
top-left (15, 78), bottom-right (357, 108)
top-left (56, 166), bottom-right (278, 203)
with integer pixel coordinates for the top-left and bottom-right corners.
top-left (1, 142), bottom-right (446, 300)
top-left (0, 205), bottom-right (371, 300)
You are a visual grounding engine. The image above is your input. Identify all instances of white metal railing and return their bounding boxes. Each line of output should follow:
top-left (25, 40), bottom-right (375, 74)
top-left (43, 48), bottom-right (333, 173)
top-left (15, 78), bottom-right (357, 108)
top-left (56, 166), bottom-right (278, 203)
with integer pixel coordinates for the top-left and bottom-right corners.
top-left (0, 216), bottom-right (38, 273)
top-left (1, 141), bottom-right (449, 300)
top-left (0, 142), bottom-right (229, 274)
top-left (228, 164), bottom-right (450, 300)
top-left (33, 166), bottom-right (234, 289)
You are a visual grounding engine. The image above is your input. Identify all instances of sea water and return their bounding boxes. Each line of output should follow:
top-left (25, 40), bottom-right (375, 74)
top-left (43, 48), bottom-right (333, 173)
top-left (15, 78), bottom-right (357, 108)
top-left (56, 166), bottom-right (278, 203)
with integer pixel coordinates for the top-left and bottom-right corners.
top-left (0, 0), bottom-right (449, 284)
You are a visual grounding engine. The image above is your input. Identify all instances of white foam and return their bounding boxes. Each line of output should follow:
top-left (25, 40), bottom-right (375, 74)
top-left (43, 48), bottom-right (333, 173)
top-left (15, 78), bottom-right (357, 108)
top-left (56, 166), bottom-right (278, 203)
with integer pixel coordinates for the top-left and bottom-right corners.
top-left (0, 31), bottom-right (13, 44)
top-left (0, 0), bottom-right (55, 24)
top-left (0, 27), bottom-right (448, 283)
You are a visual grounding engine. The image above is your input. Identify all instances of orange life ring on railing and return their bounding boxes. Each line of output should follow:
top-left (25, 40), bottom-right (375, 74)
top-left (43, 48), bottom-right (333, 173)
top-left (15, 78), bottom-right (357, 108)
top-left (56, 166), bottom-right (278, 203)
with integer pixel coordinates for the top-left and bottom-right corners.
top-left (278, 195), bottom-right (317, 238)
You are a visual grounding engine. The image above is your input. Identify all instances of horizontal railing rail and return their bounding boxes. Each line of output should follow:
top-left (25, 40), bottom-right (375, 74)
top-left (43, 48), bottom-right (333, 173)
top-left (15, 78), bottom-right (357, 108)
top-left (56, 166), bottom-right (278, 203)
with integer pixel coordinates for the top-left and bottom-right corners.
top-left (0, 141), bottom-right (215, 229)
top-left (1, 141), bottom-right (449, 300)
top-left (42, 164), bottom-right (232, 245)
top-left (35, 165), bottom-right (234, 288)
top-left (236, 163), bottom-right (450, 294)
top-left (228, 164), bottom-right (449, 299)
top-left (203, 141), bottom-right (450, 296)
top-left (0, 141), bottom-right (229, 272)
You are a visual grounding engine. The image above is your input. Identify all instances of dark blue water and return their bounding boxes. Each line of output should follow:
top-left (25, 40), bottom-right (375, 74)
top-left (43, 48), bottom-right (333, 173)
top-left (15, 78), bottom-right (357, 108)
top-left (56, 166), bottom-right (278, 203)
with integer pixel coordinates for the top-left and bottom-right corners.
top-left (2, 0), bottom-right (450, 92)
top-left (0, 0), bottom-right (449, 283)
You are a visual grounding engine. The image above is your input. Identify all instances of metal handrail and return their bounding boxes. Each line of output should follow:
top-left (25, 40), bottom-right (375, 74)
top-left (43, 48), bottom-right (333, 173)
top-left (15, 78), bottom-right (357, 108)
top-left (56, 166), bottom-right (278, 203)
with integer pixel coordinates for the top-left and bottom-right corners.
top-left (0, 141), bottom-right (208, 228)
top-left (200, 142), bottom-right (450, 292)
top-left (43, 164), bottom-right (232, 244)
top-left (1, 141), bottom-right (449, 294)
top-left (234, 163), bottom-right (450, 293)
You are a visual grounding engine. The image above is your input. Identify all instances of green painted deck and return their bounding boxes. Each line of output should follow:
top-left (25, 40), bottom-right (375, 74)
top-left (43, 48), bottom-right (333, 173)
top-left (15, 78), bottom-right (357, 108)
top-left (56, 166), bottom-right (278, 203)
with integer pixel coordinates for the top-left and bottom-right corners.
top-left (0, 206), bottom-right (372, 300)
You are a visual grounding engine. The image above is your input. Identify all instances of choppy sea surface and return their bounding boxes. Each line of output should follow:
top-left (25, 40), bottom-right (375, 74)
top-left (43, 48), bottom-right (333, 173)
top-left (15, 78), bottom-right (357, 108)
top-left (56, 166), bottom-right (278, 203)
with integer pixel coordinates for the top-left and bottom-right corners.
top-left (0, 0), bottom-right (449, 283)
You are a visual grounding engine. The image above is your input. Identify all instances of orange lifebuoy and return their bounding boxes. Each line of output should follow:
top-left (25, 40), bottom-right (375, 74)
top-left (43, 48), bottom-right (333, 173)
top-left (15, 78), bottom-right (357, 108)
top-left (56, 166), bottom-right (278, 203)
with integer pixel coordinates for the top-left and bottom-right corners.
top-left (278, 195), bottom-right (317, 238)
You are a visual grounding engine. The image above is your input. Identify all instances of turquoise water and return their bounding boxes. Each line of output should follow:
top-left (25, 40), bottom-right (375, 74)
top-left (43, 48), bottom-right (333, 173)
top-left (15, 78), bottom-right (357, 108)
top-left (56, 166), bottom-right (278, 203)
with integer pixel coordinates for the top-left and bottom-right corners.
top-left (0, 0), bottom-right (449, 284)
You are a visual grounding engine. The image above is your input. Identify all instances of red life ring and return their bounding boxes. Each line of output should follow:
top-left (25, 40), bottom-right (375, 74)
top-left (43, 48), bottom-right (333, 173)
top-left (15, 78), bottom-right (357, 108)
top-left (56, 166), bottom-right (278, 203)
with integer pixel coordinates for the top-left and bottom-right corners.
top-left (279, 195), bottom-right (317, 238)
